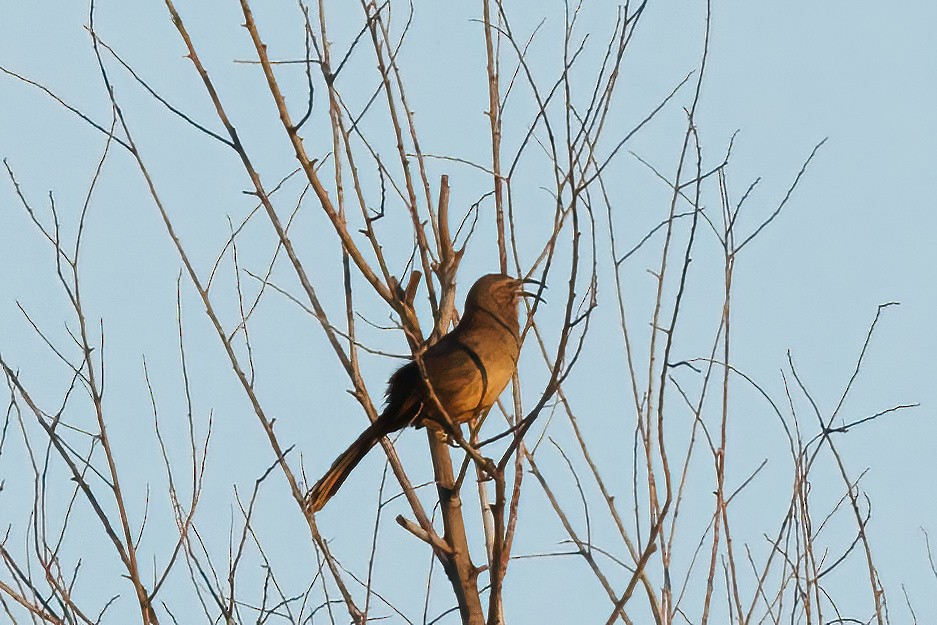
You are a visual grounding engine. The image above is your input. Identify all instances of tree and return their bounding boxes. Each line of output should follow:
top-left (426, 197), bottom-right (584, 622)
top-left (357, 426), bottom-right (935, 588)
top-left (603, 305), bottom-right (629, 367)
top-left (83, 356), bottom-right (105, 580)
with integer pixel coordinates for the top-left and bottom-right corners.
top-left (0, 2), bottom-right (916, 624)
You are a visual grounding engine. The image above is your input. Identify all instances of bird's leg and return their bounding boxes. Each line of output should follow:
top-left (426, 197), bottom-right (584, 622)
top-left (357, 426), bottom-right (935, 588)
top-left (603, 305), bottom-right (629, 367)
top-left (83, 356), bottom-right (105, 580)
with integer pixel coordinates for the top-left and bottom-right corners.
top-left (468, 414), bottom-right (483, 443)
top-left (424, 419), bottom-right (460, 447)
top-left (466, 412), bottom-right (500, 480)
top-left (477, 457), bottom-right (498, 483)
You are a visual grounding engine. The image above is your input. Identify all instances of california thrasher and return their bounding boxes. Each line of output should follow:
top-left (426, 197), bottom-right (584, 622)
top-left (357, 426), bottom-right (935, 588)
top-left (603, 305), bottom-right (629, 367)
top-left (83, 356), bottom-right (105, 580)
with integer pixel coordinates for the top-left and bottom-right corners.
top-left (306, 273), bottom-right (539, 512)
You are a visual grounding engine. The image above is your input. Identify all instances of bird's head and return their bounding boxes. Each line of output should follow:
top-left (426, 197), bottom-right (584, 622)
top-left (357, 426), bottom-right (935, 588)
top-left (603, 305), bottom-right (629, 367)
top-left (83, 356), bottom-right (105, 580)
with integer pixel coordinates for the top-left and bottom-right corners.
top-left (464, 273), bottom-right (545, 318)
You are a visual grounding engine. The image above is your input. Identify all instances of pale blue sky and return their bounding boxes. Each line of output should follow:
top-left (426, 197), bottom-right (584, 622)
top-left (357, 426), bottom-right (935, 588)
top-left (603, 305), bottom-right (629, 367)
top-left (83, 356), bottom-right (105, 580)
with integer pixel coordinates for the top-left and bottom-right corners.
top-left (2, 2), bottom-right (935, 623)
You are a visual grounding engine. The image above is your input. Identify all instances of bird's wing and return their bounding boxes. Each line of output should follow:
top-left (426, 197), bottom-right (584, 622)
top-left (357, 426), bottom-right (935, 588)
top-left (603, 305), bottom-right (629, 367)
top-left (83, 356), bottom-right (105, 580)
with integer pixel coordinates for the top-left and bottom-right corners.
top-left (422, 333), bottom-right (488, 421)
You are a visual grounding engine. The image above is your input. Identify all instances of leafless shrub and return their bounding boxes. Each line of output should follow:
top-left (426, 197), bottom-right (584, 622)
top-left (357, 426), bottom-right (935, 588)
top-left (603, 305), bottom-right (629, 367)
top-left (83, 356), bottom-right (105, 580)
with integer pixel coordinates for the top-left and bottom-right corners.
top-left (0, 2), bottom-right (915, 624)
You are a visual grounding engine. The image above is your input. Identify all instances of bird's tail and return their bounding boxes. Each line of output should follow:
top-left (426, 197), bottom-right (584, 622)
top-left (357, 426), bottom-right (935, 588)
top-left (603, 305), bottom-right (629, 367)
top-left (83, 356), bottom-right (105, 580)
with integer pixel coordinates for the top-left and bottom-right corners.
top-left (305, 422), bottom-right (385, 513)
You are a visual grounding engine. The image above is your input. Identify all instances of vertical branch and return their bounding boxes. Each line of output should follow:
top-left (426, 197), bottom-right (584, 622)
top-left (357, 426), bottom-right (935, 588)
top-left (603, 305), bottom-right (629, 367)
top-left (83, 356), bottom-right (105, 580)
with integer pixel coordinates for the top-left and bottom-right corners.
top-left (359, 0), bottom-right (440, 317)
top-left (482, 0), bottom-right (507, 272)
top-left (424, 175), bottom-right (485, 625)
top-left (713, 169), bottom-right (744, 623)
top-left (370, 2), bottom-right (437, 238)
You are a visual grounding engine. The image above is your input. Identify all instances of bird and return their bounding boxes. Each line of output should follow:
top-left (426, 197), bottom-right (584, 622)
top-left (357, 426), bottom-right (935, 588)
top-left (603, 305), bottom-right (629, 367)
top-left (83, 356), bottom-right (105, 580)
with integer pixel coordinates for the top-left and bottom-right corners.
top-left (305, 273), bottom-right (540, 512)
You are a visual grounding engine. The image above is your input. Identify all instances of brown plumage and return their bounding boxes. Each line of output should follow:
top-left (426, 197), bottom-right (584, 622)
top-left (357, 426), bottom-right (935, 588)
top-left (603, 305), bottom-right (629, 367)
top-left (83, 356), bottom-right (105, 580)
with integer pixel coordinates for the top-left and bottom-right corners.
top-left (305, 274), bottom-right (537, 513)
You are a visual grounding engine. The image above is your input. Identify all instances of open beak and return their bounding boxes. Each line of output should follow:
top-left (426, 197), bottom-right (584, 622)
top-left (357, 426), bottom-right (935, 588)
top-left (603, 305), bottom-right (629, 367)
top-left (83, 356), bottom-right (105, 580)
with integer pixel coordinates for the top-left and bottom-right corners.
top-left (517, 277), bottom-right (546, 304)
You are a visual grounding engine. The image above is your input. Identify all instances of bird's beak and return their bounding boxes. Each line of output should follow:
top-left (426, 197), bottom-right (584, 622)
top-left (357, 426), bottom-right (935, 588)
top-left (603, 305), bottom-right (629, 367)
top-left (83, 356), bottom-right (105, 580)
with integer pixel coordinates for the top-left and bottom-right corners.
top-left (517, 277), bottom-right (546, 304)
